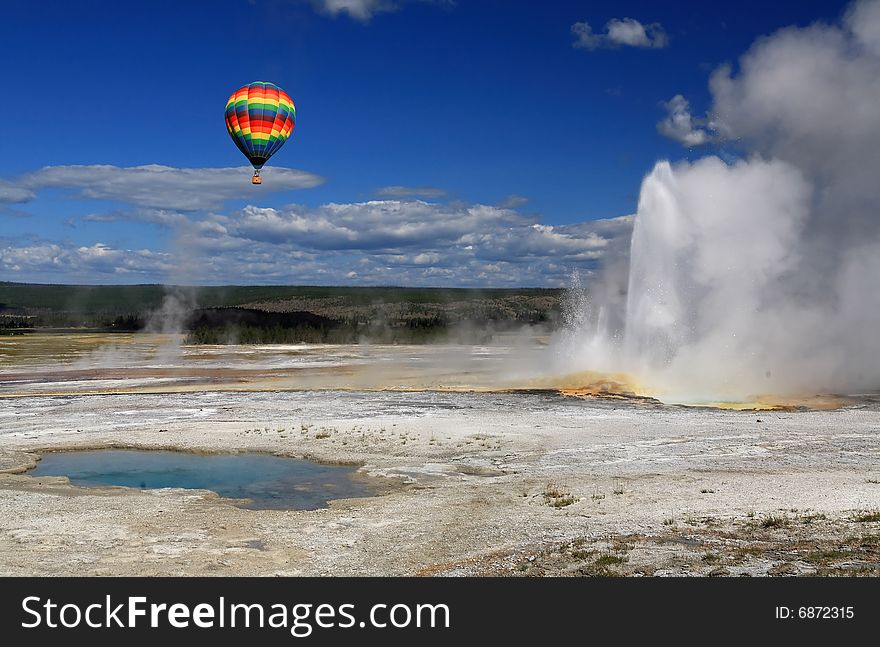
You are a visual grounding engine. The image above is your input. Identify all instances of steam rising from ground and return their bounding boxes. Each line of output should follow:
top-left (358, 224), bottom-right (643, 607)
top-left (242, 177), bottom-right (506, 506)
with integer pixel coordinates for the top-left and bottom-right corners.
top-left (145, 208), bottom-right (203, 356)
top-left (556, 0), bottom-right (880, 402)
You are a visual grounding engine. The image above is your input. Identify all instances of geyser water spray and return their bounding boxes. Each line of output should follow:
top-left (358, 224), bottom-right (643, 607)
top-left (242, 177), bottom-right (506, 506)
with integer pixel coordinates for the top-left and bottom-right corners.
top-left (556, 0), bottom-right (880, 403)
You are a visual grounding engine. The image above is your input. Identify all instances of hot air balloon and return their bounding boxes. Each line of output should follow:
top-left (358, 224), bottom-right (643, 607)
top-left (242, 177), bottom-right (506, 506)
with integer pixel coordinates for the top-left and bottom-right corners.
top-left (225, 81), bottom-right (296, 185)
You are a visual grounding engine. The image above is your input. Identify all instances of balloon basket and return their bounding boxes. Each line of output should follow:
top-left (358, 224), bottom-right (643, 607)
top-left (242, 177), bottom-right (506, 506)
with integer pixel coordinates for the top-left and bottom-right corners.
top-left (252, 172), bottom-right (262, 185)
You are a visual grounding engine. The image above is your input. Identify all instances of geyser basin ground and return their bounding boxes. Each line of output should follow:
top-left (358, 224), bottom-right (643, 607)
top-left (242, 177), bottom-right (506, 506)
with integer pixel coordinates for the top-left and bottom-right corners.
top-left (0, 340), bottom-right (879, 576)
top-left (29, 449), bottom-right (373, 510)
top-left (1, 387), bottom-right (880, 576)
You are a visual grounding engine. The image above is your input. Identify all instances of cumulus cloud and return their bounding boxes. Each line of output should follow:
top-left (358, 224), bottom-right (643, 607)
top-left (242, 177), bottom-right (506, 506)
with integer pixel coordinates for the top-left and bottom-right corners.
top-left (227, 200), bottom-right (521, 250)
top-left (12, 164), bottom-right (324, 211)
top-left (656, 94), bottom-right (713, 146)
top-left (1, 199), bottom-right (633, 286)
top-left (223, 200), bottom-right (622, 266)
top-left (0, 181), bottom-right (35, 204)
top-left (464, 223), bottom-right (608, 263)
top-left (0, 239), bottom-right (173, 279)
top-left (572, 18), bottom-right (668, 50)
top-left (375, 185), bottom-right (448, 198)
top-left (7, 165), bottom-right (626, 284)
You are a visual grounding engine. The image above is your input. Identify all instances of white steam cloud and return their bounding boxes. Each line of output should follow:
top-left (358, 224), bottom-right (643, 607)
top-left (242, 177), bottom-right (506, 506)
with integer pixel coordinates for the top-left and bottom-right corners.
top-left (558, 0), bottom-right (880, 402)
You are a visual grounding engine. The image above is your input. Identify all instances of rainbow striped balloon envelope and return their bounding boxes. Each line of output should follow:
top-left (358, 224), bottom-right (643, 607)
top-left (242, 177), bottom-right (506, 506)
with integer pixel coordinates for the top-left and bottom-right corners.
top-left (225, 81), bottom-right (296, 183)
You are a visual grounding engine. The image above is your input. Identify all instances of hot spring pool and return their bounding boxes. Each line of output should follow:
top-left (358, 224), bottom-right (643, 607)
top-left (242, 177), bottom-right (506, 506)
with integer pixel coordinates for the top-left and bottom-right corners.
top-left (29, 449), bottom-right (373, 510)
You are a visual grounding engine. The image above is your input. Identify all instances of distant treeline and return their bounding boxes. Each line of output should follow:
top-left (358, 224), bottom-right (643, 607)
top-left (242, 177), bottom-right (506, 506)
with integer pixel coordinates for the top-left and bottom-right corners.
top-left (0, 282), bottom-right (563, 343)
top-left (183, 308), bottom-right (548, 345)
top-left (0, 314), bottom-right (35, 335)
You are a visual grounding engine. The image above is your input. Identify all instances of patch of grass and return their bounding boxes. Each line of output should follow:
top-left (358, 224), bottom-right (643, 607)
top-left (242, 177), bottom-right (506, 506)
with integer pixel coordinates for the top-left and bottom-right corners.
top-left (702, 552), bottom-right (721, 563)
top-left (594, 553), bottom-right (628, 567)
top-left (700, 488), bottom-right (716, 494)
top-left (850, 534), bottom-right (880, 546)
top-left (852, 510), bottom-right (880, 523)
top-left (760, 514), bottom-right (790, 529)
top-left (731, 546), bottom-right (768, 563)
top-left (805, 549), bottom-right (851, 564)
top-left (571, 549), bottom-right (595, 560)
top-left (543, 483), bottom-right (577, 508)
top-left (315, 431), bottom-right (331, 440)
top-left (801, 512), bottom-right (827, 525)
top-left (768, 563), bottom-right (799, 576)
top-left (566, 542), bottom-right (597, 560)
top-left (612, 479), bottom-right (625, 495)
top-left (612, 540), bottom-right (633, 553)
top-left (662, 517), bottom-right (675, 526)
top-left (866, 479), bottom-right (880, 484)
top-left (576, 564), bottom-right (621, 577)
top-left (832, 565), bottom-right (880, 576)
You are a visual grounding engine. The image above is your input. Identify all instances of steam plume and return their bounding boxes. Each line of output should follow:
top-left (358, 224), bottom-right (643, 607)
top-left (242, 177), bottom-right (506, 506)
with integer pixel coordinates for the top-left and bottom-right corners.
top-left (557, 0), bottom-right (880, 402)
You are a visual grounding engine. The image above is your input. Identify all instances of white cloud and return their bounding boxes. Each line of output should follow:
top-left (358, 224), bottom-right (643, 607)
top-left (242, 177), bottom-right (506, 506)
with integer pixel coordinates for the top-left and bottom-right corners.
top-left (464, 223), bottom-right (608, 263)
top-left (0, 200), bottom-right (634, 286)
top-left (0, 181), bottom-right (35, 204)
top-left (657, 94), bottom-right (713, 146)
top-left (572, 18), bottom-right (668, 50)
top-left (82, 209), bottom-right (190, 228)
top-left (0, 240), bottom-right (173, 278)
top-left (227, 200), bottom-right (522, 251)
top-left (310, 0), bottom-right (397, 21)
top-left (14, 164), bottom-right (324, 211)
top-left (376, 185), bottom-right (448, 198)
top-left (310, 0), bottom-right (450, 21)
top-left (498, 194), bottom-right (528, 208)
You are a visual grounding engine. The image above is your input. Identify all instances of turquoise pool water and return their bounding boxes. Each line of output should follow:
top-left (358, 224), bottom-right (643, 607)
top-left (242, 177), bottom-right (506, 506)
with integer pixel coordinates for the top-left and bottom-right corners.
top-left (30, 449), bottom-right (371, 510)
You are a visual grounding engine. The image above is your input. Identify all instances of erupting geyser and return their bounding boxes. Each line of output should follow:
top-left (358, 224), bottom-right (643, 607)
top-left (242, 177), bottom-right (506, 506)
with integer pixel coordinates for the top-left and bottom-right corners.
top-left (622, 157), bottom-right (813, 401)
top-left (557, 0), bottom-right (880, 404)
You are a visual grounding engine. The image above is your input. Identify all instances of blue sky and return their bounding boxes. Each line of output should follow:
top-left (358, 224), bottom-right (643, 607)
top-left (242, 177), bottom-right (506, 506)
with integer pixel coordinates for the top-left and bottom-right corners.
top-left (0, 0), bottom-right (853, 285)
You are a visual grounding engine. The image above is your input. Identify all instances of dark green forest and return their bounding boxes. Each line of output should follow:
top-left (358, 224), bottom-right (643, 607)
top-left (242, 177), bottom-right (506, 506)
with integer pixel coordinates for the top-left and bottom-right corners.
top-left (0, 282), bottom-right (563, 343)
